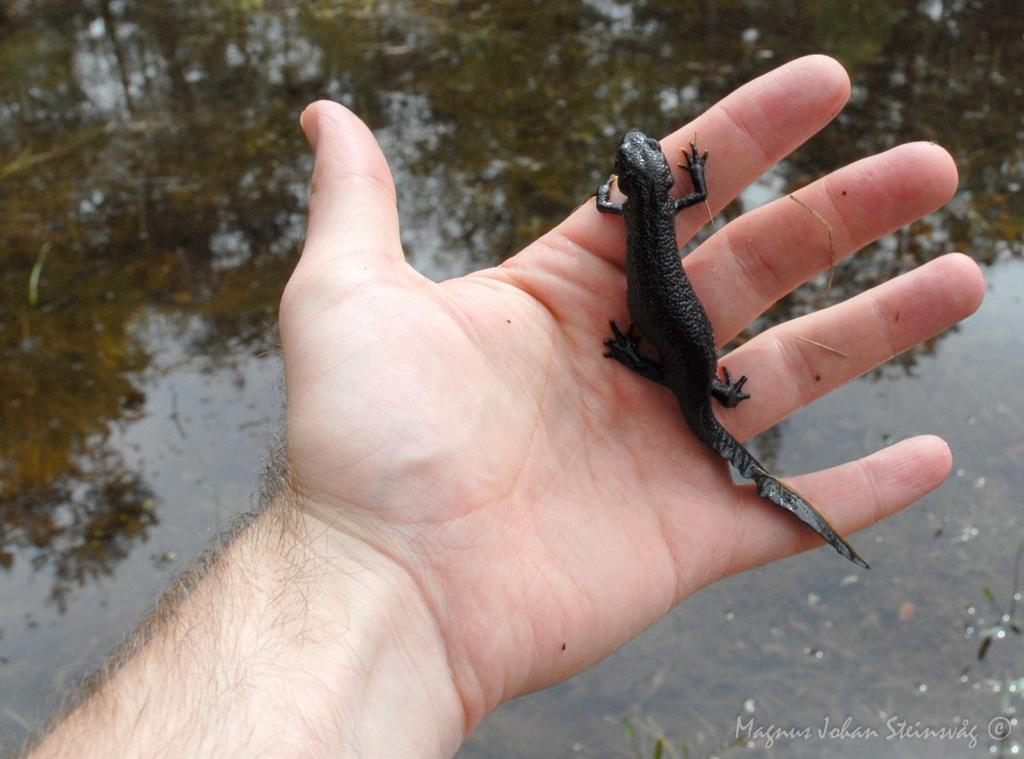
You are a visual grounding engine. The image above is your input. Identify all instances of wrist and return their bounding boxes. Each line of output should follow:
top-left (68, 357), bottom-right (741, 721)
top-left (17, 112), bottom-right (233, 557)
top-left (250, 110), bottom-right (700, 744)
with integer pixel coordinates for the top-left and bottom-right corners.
top-left (30, 493), bottom-right (466, 759)
top-left (284, 493), bottom-right (468, 753)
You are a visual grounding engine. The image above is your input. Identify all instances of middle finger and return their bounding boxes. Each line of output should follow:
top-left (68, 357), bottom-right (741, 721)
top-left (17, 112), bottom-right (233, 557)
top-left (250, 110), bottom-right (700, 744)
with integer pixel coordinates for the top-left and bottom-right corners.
top-left (686, 141), bottom-right (959, 346)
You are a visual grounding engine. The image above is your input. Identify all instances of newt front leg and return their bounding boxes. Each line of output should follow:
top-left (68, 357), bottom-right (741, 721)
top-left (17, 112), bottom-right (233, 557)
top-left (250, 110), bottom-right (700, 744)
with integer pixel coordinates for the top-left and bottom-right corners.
top-left (674, 142), bottom-right (709, 213)
top-left (595, 175), bottom-right (624, 215)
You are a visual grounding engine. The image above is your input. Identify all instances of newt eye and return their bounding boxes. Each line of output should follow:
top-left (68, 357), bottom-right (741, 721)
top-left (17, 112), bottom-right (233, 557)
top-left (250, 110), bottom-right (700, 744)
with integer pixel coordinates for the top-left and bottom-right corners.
top-left (646, 138), bottom-right (659, 149)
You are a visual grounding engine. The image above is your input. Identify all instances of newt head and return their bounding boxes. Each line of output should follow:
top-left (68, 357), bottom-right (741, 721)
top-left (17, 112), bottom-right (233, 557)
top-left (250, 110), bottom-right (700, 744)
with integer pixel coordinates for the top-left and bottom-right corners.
top-left (614, 129), bottom-right (674, 198)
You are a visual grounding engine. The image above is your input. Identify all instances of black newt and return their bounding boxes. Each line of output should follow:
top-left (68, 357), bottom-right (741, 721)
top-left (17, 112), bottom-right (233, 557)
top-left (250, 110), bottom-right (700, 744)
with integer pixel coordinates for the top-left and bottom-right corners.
top-left (595, 129), bottom-right (868, 568)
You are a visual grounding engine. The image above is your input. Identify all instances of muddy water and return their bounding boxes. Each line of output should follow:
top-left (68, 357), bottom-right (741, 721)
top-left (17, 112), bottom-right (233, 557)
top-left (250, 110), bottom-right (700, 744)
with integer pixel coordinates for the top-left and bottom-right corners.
top-left (1, 2), bottom-right (1023, 756)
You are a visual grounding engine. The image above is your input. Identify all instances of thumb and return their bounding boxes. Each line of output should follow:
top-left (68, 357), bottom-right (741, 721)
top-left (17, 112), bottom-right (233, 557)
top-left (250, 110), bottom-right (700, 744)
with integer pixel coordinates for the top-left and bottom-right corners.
top-left (297, 101), bottom-right (404, 275)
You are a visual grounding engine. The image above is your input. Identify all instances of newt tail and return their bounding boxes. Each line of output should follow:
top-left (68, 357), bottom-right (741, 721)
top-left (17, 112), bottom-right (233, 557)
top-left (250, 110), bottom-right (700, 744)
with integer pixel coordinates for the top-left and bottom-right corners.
top-left (705, 417), bottom-right (869, 568)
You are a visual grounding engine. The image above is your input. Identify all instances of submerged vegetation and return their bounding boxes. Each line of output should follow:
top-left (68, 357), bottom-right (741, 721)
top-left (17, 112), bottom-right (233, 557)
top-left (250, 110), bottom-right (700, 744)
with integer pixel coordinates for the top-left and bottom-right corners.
top-left (3, 0), bottom-right (1022, 608)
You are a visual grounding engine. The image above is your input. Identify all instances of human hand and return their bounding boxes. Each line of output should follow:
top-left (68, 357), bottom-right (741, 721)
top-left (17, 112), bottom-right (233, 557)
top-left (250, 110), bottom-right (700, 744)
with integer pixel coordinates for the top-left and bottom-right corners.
top-left (280, 55), bottom-right (984, 735)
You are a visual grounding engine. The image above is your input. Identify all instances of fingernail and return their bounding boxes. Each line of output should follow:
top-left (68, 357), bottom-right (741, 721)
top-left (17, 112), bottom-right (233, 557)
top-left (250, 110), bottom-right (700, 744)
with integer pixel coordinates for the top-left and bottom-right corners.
top-left (299, 106), bottom-right (318, 149)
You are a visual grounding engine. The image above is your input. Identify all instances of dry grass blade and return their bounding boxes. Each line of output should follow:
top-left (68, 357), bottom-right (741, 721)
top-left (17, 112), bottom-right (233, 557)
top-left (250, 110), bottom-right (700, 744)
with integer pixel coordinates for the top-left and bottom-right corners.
top-left (788, 194), bottom-right (835, 292)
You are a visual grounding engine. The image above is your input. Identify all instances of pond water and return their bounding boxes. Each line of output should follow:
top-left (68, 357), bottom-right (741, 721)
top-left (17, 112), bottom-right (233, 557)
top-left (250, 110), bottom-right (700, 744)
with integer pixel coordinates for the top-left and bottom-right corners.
top-left (1, 2), bottom-right (1023, 756)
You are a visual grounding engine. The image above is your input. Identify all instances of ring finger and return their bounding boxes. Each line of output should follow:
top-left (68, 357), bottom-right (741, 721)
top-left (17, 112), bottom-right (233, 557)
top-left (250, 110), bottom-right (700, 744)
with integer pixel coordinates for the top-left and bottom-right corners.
top-left (714, 252), bottom-right (984, 442)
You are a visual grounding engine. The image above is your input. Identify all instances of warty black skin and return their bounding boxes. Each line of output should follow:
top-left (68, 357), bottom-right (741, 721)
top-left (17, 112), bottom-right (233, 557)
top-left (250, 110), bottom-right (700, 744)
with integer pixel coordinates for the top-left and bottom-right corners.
top-left (595, 129), bottom-right (868, 568)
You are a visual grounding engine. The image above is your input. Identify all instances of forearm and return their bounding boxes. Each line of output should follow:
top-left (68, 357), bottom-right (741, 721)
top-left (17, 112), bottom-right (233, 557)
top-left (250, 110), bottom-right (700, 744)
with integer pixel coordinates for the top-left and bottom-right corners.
top-left (29, 496), bottom-right (466, 758)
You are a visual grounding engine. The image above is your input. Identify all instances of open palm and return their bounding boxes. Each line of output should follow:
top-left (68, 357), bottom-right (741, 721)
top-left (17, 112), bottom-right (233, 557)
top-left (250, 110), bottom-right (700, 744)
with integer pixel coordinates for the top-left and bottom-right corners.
top-left (280, 56), bottom-right (983, 729)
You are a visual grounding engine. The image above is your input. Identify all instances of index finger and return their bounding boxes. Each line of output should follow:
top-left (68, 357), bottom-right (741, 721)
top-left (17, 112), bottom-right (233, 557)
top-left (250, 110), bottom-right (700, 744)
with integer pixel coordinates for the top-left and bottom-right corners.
top-left (552, 55), bottom-right (852, 264)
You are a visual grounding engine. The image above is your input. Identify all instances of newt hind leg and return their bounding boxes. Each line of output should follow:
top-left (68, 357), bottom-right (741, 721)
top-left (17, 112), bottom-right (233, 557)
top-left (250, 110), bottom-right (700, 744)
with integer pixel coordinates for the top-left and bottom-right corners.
top-left (711, 366), bottom-right (750, 408)
top-left (603, 321), bottom-right (666, 384)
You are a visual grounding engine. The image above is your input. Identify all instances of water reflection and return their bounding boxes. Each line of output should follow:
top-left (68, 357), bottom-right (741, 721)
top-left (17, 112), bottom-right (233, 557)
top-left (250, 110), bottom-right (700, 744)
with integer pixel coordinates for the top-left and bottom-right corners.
top-left (2, 0), bottom-right (1022, 612)
top-left (0, 0), bottom-right (1023, 750)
